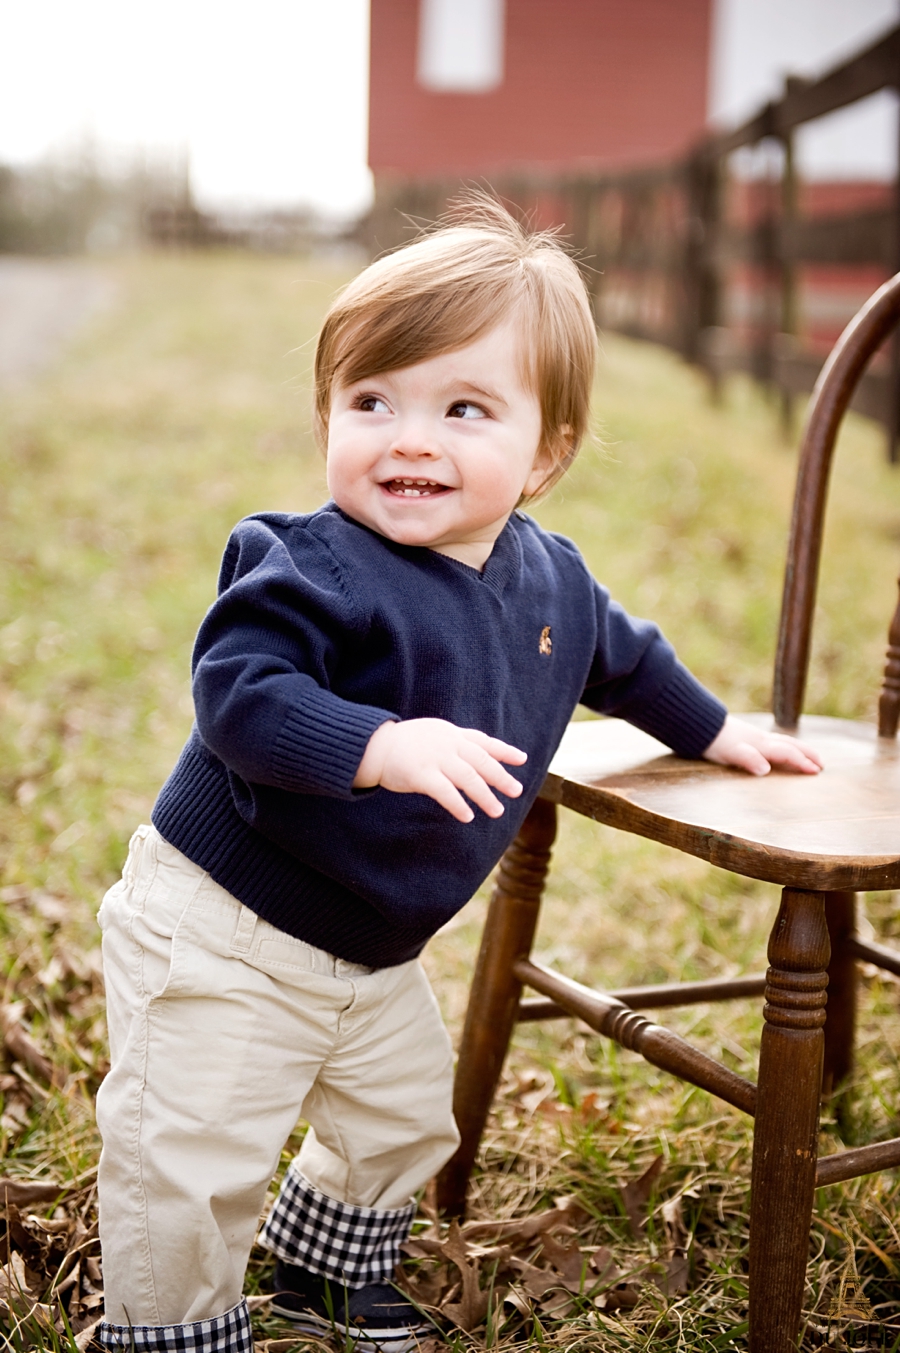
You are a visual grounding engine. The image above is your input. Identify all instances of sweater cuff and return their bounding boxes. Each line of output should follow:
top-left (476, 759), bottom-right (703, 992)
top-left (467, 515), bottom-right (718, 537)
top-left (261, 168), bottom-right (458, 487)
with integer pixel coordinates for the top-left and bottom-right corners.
top-left (621, 663), bottom-right (727, 760)
top-left (270, 688), bottom-right (397, 798)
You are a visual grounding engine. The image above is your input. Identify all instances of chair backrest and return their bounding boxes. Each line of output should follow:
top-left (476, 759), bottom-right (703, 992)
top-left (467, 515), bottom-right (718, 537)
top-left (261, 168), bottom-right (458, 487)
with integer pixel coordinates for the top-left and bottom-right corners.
top-left (772, 271), bottom-right (900, 738)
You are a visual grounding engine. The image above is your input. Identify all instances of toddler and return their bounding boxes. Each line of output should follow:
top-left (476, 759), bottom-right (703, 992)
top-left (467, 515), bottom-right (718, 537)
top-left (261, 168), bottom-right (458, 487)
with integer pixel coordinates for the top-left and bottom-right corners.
top-left (95, 200), bottom-right (820, 1353)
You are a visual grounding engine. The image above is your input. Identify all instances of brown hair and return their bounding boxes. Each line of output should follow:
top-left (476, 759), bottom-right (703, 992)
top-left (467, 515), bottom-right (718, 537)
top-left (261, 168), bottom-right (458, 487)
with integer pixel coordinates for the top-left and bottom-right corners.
top-left (313, 196), bottom-right (597, 499)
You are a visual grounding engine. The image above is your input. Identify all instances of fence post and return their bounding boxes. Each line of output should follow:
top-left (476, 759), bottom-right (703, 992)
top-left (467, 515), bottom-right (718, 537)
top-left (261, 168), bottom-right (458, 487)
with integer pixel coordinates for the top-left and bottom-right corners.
top-left (779, 126), bottom-right (798, 440)
top-left (683, 147), bottom-right (721, 392)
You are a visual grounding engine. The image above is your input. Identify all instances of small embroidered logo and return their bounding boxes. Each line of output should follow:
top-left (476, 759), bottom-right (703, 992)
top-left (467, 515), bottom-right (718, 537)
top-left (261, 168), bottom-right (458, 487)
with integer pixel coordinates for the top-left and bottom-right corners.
top-left (539, 626), bottom-right (552, 656)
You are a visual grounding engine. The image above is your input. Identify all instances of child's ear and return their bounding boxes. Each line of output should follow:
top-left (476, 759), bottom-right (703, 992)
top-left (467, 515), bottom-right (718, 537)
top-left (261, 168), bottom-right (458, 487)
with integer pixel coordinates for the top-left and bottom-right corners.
top-left (523, 425), bottom-right (574, 499)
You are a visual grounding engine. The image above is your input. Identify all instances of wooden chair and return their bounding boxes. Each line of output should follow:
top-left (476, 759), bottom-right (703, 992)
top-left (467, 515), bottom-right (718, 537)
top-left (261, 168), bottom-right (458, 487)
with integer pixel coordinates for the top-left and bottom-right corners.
top-left (436, 274), bottom-right (900, 1353)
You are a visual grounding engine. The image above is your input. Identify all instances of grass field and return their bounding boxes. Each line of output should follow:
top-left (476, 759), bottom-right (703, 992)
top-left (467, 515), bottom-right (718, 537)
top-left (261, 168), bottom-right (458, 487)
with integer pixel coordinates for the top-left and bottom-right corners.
top-left (1, 250), bottom-right (899, 1350)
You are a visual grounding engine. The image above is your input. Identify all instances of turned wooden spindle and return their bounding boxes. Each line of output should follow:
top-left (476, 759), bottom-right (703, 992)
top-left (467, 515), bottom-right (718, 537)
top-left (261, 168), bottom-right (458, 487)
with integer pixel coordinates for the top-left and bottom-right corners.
top-left (878, 577), bottom-right (900, 738)
top-left (436, 798), bottom-right (557, 1218)
top-left (749, 889), bottom-right (830, 1353)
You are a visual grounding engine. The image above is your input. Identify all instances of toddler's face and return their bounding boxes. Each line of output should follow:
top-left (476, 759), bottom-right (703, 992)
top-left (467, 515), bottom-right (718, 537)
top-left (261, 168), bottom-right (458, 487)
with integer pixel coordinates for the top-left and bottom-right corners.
top-left (326, 320), bottom-right (549, 570)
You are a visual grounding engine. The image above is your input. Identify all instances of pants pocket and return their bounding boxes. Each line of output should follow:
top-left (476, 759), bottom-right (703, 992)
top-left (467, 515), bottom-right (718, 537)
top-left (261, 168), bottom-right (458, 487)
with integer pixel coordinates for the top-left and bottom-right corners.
top-left (103, 828), bottom-right (204, 1001)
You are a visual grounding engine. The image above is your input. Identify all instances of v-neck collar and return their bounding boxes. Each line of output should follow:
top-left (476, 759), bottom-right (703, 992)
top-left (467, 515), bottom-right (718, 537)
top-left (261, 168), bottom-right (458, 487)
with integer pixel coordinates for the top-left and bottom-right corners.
top-left (331, 504), bottom-right (524, 598)
top-left (429, 517), bottom-right (523, 597)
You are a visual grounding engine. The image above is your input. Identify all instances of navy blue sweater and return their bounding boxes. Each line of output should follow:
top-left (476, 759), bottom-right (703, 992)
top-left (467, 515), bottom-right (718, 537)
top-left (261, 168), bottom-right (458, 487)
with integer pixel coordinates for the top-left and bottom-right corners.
top-left (153, 506), bottom-right (726, 967)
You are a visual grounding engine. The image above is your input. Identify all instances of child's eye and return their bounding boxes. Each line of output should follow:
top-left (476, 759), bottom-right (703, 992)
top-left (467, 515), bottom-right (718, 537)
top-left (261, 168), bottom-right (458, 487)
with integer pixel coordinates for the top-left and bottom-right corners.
top-left (356, 394), bottom-right (389, 413)
top-left (446, 402), bottom-right (486, 420)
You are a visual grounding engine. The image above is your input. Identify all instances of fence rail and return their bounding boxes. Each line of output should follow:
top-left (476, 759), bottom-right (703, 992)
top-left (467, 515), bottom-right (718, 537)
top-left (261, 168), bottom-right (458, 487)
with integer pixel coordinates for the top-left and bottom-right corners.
top-left (366, 23), bottom-right (900, 456)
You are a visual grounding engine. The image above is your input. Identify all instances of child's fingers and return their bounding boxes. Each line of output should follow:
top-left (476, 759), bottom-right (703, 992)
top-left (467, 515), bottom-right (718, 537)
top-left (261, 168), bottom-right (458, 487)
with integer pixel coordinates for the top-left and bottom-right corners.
top-left (419, 771), bottom-right (478, 823)
top-left (457, 742), bottom-right (524, 798)
top-left (728, 741), bottom-right (772, 776)
top-left (443, 757), bottom-right (508, 818)
top-left (444, 770), bottom-right (504, 820)
top-left (371, 719), bottom-right (526, 818)
top-left (462, 729), bottom-right (528, 764)
top-left (705, 717), bottom-right (823, 777)
top-left (761, 737), bottom-right (822, 774)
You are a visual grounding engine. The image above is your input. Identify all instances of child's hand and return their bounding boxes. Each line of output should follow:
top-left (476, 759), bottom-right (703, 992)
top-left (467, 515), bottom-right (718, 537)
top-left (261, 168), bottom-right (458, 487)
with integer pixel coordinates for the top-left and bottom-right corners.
top-left (703, 715), bottom-right (823, 776)
top-left (354, 719), bottom-right (527, 822)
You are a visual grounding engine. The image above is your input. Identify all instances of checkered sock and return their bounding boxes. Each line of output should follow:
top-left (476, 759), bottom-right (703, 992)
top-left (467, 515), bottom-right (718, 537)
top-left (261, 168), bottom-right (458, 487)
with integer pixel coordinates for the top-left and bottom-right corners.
top-left (258, 1164), bottom-right (417, 1287)
top-left (97, 1299), bottom-right (252, 1353)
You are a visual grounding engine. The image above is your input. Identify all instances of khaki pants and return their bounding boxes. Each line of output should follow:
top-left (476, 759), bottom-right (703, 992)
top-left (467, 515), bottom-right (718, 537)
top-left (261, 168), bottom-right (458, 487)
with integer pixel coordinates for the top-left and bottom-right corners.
top-left (96, 826), bottom-right (459, 1327)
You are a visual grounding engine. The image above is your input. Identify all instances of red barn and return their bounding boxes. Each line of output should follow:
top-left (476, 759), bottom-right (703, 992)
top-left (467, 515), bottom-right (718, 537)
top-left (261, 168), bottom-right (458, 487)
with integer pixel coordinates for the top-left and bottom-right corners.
top-left (366, 0), bottom-right (896, 408)
top-left (368, 0), bottom-right (713, 184)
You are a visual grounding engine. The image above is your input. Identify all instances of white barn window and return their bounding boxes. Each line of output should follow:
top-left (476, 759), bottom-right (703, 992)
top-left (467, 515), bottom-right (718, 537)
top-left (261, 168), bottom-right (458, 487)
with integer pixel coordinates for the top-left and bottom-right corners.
top-left (417, 0), bottom-right (505, 93)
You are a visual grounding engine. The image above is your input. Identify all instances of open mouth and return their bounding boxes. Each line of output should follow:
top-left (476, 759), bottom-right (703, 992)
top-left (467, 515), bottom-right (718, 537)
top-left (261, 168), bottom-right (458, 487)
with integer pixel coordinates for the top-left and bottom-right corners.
top-left (381, 478), bottom-right (451, 497)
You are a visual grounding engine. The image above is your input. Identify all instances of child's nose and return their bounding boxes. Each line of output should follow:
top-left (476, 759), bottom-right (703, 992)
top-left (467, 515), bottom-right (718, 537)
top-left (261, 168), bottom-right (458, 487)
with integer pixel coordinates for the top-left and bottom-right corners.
top-left (389, 425), bottom-right (441, 459)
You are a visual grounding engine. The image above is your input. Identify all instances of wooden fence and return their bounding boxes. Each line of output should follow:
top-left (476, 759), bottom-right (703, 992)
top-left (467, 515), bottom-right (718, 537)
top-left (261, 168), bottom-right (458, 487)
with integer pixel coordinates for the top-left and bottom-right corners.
top-left (365, 23), bottom-right (900, 457)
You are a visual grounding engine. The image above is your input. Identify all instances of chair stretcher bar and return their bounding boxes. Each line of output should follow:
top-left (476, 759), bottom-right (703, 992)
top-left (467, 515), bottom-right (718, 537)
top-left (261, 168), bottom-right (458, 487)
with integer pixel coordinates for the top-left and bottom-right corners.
top-left (517, 972), bottom-right (768, 1022)
top-left (847, 935), bottom-right (900, 978)
top-left (513, 961), bottom-right (900, 1189)
top-left (512, 957), bottom-right (758, 1117)
top-left (816, 1136), bottom-right (900, 1186)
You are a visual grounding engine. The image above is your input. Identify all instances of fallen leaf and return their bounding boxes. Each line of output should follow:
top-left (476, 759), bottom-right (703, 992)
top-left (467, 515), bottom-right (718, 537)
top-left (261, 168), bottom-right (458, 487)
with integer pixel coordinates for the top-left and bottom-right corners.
top-left (538, 1288), bottom-right (576, 1317)
top-left (394, 1258), bottom-right (448, 1307)
top-left (661, 1194), bottom-right (689, 1249)
top-left (576, 1090), bottom-right (607, 1122)
top-left (590, 1246), bottom-right (622, 1286)
top-left (33, 894), bottom-right (69, 926)
top-left (508, 1257), bottom-right (559, 1300)
top-left (4, 1203), bottom-right (45, 1272)
top-left (620, 1155), bottom-right (664, 1236)
top-left (504, 1068), bottom-right (555, 1111)
top-left (401, 1238), bottom-right (433, 1258)
top-left (419, 1177), bottom-right (440, 1236)
top-left (74, 1318), bottom-right (102, 1351)
top-left (502, 1285), bottom-right (533, 1318)
top-left (663, 1250), bottom-right (690, 1294)
top-left (0, 1177), bottom-right (65, 1207)
top-left (461, 1194), bottom-right (585, 1242)
top-left (603, 1282), bottom-right (642, 1311)
top-left (245, 1294), bottom-right (272, 1312)
top-left (0, 1250), bottom-right (30, 1298)
top-left (437, 1220), bottom-right (490, 1331)
top-left (0, 1006), bottom-right (60, 1087)
top-left (25, 1213), bottom-right (70, 1234)
top-left (655, 1192), bottom-right (692, 1294)
top-left (540, 1233), bottom-right (589, 1291)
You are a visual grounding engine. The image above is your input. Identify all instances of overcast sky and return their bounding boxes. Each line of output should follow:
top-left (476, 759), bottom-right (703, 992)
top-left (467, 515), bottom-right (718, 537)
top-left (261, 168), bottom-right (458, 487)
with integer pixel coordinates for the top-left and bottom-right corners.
top-left (0, 0), bottom-right (372, 216)
top-left (0, 0), bottom-right (898, 216)
top-left (711, 0), bottom-right (900, 179)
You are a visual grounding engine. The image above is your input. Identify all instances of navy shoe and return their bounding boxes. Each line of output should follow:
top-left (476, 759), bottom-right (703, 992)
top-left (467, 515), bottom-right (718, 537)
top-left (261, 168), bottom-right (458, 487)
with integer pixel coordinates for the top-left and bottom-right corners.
top-left (270, 1259), bottom-right (436, 1351)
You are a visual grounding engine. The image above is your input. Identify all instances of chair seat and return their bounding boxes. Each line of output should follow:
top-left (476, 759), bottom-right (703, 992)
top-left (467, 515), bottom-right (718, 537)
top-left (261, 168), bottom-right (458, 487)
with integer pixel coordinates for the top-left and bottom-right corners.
top-left (543, 712), bottom-right (900, 891)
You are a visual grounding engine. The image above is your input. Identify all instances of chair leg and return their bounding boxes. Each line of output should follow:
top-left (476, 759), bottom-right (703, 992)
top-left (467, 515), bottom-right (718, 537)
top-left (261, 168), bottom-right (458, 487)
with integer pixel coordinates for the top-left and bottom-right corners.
top-left (436, 797), bottom-right (557, 1218)
top-left (749, 888), bottom-right (830, 1353)
top-left (821, 891), bottom-right (856, 1107)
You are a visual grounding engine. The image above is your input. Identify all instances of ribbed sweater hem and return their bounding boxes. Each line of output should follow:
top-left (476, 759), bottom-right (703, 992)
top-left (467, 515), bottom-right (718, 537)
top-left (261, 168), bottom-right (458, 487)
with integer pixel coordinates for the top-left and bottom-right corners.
top-left (152, 738), bottom-right (429, 969)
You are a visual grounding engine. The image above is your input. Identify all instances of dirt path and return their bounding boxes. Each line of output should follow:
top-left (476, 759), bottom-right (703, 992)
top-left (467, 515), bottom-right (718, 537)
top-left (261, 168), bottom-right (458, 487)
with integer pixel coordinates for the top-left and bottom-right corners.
top-left (0, 257), bottom-right (117, 390)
